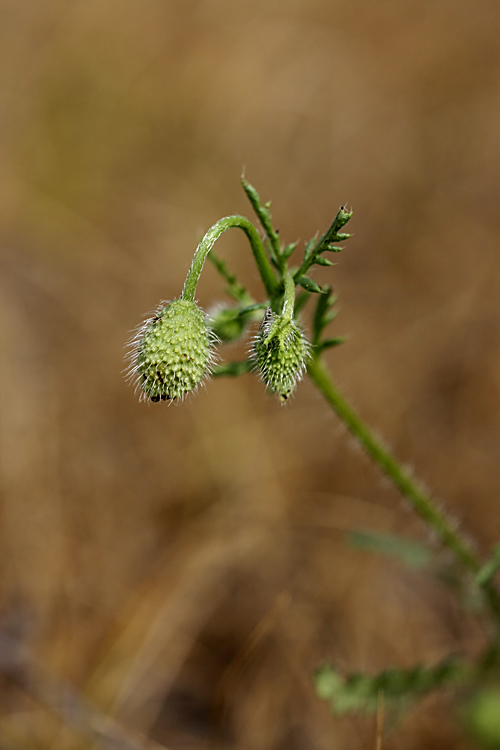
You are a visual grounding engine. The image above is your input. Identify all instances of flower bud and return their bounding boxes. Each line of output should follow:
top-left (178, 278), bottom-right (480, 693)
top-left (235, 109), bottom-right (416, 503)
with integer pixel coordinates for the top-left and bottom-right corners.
top-left (253, 308), bottom-right (310, 403)
top-left (126, 299), bottom-right (215, 402)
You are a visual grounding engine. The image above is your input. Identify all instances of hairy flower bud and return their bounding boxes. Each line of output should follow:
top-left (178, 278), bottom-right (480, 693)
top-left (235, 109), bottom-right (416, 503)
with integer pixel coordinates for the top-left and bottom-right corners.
top-left (126, 299), bottom-right (215, 402)
top-left (253, 308), bottom-right (310, 403)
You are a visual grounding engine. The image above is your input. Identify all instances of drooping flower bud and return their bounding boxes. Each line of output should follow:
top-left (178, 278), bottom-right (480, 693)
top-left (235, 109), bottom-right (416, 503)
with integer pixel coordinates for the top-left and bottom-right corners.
top-left (126, 299), bottom-right (216, 402)
top-left (253, 308), bottom-right (310, 403)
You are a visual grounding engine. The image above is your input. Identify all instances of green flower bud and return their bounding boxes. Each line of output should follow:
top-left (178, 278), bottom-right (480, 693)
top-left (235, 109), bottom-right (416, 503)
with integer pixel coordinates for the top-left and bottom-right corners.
top-left (126, 298), bottom-right (216, 402)
top-left (253, 308), bottom-right (310, 403)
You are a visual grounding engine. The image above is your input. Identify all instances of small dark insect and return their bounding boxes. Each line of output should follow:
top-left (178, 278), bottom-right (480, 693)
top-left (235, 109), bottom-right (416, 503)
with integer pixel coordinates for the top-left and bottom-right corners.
top-left (161, 394), bottom-right (171, 401)
top-left (150, 395), bottom-right (160, 402)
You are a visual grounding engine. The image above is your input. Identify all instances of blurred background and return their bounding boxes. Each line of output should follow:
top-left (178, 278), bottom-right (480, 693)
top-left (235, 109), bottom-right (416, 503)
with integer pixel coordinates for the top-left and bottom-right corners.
top-left (1, 0), bottom-right (500, 748)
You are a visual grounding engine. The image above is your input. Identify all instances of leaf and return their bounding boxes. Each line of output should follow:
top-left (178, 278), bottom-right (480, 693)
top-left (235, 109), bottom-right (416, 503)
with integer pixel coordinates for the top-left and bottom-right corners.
top-left (314, 257), bottom-right (334, 267)
top-left (348, 529), bottom-right (432, 569)
top-left (241, 177), bottom-right (281, 262)
top-left (298, 276), bottom-right (322, 293)
top-left (475, 544), bottom-right (500, 587)
top-left (236, 302), bottom-right (269, 317)
top-left (322, 310), bottom-right (339, 325)
top-left (282, 241), bottom-right (298, 260)
top-left (212, 360), bottom-right (254, 377)
top-left (315, 658), bottom-right (467, 717)
top-left (208, 251), bottom-right (251, 304)
top-left (312, 285), bottom-right (337, 344)
top-left (319, 336), bottom-right (346, 351)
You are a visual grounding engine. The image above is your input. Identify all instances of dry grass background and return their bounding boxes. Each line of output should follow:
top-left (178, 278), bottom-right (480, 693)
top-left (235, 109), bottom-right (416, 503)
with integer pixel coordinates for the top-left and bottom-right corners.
top-left (1, 1), bottom-right (500, 748)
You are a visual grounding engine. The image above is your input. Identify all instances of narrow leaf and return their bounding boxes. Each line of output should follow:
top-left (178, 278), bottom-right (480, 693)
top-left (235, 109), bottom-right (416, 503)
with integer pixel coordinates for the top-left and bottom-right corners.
top-left (314, 257), bottom-right (334, 267)
top-left (348, 529), bottom-right (432, 569)
top-left (236, 302), bottom-right (269, 317)
top-left (475, 544), bottom-right (500, 587)
top-left (319, 336), bottom-right (346, 351)
top-left (212, 360), bottom-right (254, 377)
top-left (208, 251), bottom-right (251, 303)
top-left (282, 241), bottom-right (298, 260)
top-left (298, 276), bottom-right (322, 293)
top-left (241, 177), bottom-right (281, 263)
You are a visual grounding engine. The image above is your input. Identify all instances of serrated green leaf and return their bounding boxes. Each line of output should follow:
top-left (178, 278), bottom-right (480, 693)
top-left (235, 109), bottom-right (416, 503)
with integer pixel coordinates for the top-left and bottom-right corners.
top-left (241, 177), bottom-right (281, 265)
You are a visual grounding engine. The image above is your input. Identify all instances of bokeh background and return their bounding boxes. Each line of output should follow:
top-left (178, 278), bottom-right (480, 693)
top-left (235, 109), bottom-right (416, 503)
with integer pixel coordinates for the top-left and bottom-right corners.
top-left (1, 1), bottom-right (500, 748)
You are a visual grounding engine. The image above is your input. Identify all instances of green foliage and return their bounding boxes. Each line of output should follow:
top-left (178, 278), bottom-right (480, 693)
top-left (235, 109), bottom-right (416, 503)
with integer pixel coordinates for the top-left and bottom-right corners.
top-left (297, 275), bottom-right (323, 293)
top-left (476, 545), bottom-right (500, 588)
top-left (315, 658), bottom-right (467, 716)
top-left (241, 177), bottom-right (283, 270)
top-left (208, 250), bottom-right (252, 304)
top-left (209, 306), bottom-right (250, 342)
top-left (463, 688), bottom-right (500, 749)
top-left (311, 285), bottom-right (344, 352)
top-left (348, 529), bottom-right (433, 569)
top-left (212, 360), bottom-right (253, 377)
top-left (295, 205), bottom-right (353, 280)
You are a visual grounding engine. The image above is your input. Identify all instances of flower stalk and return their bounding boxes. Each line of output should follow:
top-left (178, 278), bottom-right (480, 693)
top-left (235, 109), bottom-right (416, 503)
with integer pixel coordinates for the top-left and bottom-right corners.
top-left (181, 215), bottom-right (279, 302)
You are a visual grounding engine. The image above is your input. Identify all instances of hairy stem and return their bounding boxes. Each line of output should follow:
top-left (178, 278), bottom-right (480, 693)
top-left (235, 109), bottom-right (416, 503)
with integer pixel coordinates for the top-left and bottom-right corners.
top-left (307, 355), bottom-right (500, 620)
top-left (281, 272), bottom-right (295, 321)
top-left (181, 215), bottom-right (279, 302)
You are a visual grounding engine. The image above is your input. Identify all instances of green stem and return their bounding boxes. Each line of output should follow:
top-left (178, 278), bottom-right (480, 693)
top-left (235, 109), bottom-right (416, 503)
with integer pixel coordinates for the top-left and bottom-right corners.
top-left (307, 355), bottom-right (500, 619)
top-left (282, 272), bottom-right (295, 321)
top-left (181, 215), bottom-right (279, 302)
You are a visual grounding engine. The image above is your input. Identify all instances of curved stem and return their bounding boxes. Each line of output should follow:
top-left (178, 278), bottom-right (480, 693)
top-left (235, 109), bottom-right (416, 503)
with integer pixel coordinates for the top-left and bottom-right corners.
top-left (181, 215), bottom-right (279, 302)
top-left (307, 355), bottom-right (500, 620)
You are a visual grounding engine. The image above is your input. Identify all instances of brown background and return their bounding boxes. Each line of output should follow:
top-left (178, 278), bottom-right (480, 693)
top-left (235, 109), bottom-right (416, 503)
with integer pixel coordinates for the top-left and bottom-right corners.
top-left (1, 1), bottom-right (500, 748)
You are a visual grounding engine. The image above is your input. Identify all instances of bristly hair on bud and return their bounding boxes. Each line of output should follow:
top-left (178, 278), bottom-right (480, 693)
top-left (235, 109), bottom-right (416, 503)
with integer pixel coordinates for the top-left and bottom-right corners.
top-left (125, 298), bottom-right (217, 402)
top-left (253, 307), bottom-right (311, 403)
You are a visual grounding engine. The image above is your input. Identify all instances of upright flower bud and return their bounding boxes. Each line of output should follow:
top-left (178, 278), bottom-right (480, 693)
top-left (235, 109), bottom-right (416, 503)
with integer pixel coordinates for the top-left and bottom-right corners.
top-left (126, 299), bottom-right (215, 402)
top-left (253, 307), bottom-right (310, 403)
